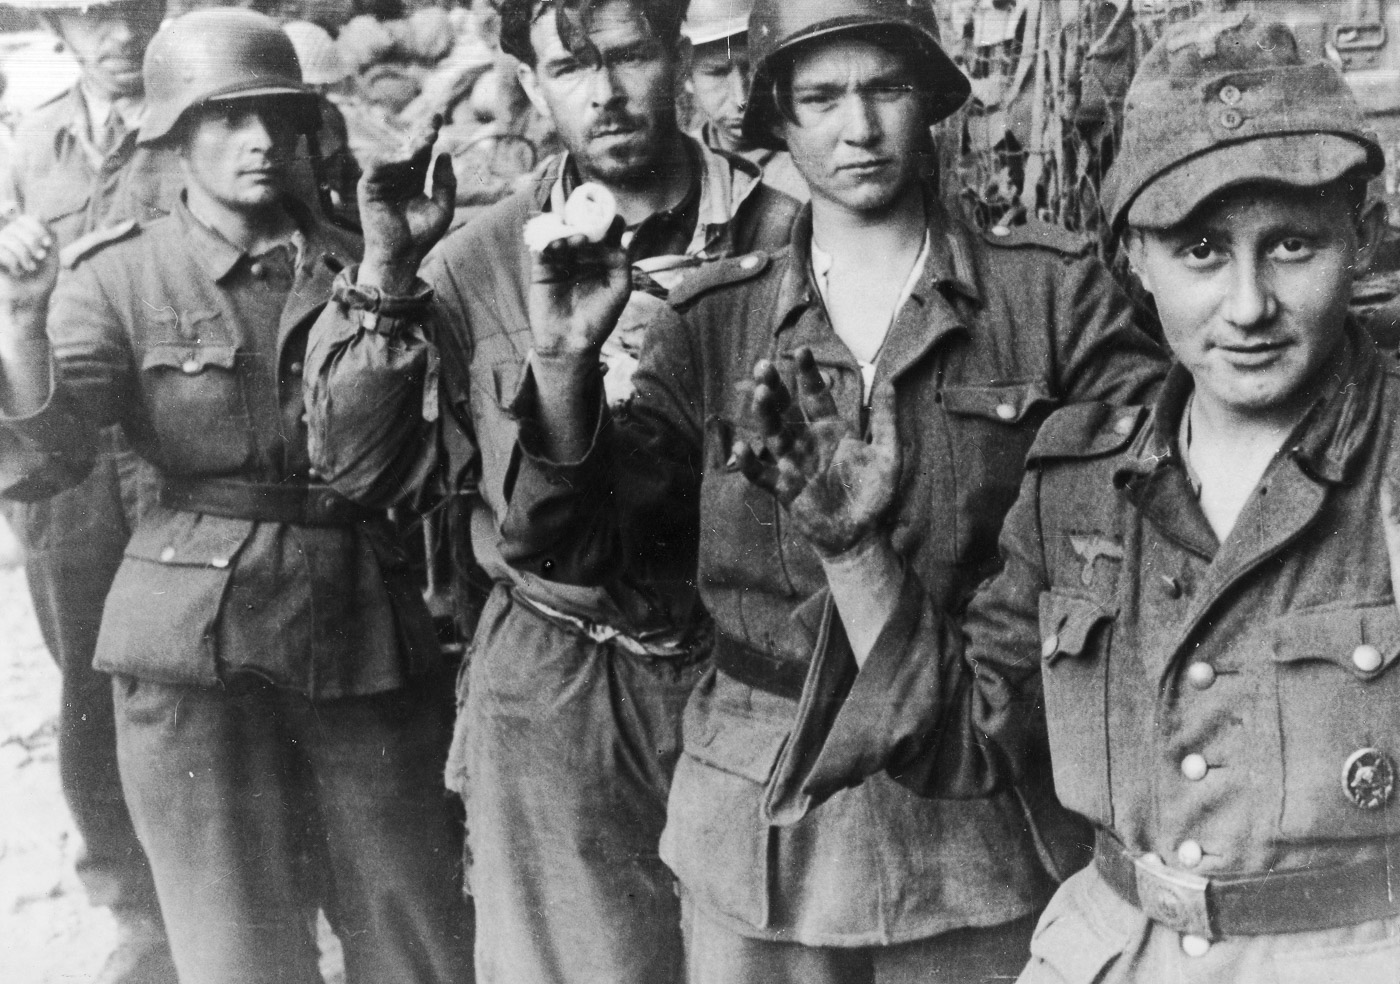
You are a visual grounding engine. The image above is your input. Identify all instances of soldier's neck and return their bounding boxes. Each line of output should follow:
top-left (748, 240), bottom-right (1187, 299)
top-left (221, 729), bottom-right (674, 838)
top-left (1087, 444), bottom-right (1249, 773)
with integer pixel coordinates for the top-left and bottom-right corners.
top-left (809, 183), bottom-right (927, 273)
top-left (579, 131), bottom-right (695, 227)
top-left (185, 187), bottom-right (299, 257)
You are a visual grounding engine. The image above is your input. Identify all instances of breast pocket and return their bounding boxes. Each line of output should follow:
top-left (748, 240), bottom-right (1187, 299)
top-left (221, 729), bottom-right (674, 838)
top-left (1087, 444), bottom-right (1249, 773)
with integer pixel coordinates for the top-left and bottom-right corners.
top-left (1270, 605), bottom-right (1400, 839)
top-left (942, 381), bottom-right (1058, 561)
top-left (1039, 590), bottom-right (1116, 827)
top-left (138, 343), bottom-right (252, 472)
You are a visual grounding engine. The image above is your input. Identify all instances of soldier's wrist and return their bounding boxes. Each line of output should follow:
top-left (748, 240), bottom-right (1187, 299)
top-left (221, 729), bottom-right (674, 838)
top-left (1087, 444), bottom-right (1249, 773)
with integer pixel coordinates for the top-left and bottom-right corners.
top-left (356, 252), bottom-right (423, 296)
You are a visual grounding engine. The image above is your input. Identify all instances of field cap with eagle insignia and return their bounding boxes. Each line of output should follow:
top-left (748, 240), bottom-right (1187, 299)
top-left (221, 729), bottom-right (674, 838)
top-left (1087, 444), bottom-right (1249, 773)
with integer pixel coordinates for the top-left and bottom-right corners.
top-left (1100, 14), bottom-right (1384, 232)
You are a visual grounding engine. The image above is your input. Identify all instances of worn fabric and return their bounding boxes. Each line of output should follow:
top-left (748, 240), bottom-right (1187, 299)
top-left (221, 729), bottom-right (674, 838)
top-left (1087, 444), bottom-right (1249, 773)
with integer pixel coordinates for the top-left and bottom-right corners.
top-left (461, 588), bottom-right (705, 984)
top-left (686, 899), bottom-right (1039, 984)
top-left (0, 82), bottom-right (181, 921)
top-left (697, 122), bottom-right (810, 204)
top-left (775, 327), bottom-right (1400, 981)
top-left (114, 672), bottom-right (472, 984)
top-left (498, 197), bottom-right (1166, 946)
top-left (4, 199), bottom-right (437, 695)
top-left (307, 138), bottom-right (799, 984)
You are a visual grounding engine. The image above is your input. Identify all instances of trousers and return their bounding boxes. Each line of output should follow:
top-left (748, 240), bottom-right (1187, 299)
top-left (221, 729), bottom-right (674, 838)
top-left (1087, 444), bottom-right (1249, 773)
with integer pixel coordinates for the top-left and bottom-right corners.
top-left (9, 435), bottom-right (159, 918)
top-left (114, 671), bottom-right (474, 984)
top-left (455, 586), bottom-right (707, 984)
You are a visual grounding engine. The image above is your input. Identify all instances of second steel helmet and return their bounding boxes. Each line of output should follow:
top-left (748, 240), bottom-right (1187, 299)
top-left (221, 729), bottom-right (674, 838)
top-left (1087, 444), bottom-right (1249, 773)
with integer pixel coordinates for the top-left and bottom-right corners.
top-left (682, 0), bottom-right (752, 47)
top-left (741, 0), bottom-right (970, 151)
top-left (139, 9), bottom-right (315, 145)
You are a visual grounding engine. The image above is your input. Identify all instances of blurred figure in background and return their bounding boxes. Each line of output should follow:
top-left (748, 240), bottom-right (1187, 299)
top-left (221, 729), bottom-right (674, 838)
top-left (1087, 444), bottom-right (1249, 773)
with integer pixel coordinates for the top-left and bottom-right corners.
top-left (681, 0), bottom-right (807, 202)
top-left (0, 0), bottom-right (179, 980)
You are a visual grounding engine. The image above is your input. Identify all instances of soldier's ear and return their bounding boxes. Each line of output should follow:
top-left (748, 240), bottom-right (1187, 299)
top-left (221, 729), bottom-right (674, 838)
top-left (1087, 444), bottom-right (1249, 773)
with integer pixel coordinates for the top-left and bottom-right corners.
top-left (516, 60), bottom-right (550, 119)
top-left (1355, 197), bottom-right (1387, 277)
top-left (1123, 229), bottom-right (1155, 295)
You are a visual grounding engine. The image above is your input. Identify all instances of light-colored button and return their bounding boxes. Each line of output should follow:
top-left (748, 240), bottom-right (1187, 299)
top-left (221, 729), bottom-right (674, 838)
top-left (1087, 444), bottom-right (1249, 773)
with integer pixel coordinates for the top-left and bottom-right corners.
top-left (159, 546), bottom-right (176, 563)
top-left (1114, 414), bottom-right (1136, 436)
top-left (249, 261), bottom-right (265, 278)
top-left (1186, 662), bottom-right (1216, 689)
top-left (1139, 852), bottom-right (1164, 867)
top-left (990, 225), bottom-right (1011, 237)
top-left (1219, 109), bottom-right (1243, 129)
top-left (740, 255), bottom-right (759, 270)
top-left (1176, 840), bottom-right (1204, 868)
top-left (1181, 934), bottom-right (1211, 958)
top-left (300, 413), bottom-right (310, 424)
top-left (1181, 753), bottom-right (1209, 781)
top-left (181, 358), bottom-right (201, 374)
top-left (1218, 83), bottom-right (1241, 105)
top-left (210, 557), bottom-right (229, 569)
top-left (288, 361), bottom-right (303, 376)
top-left (1353, 644), bottom-right (1383, 674)
top-left (1041, 634), bottom-right (1060, 659)
top-left (1161, 575), bottom-right (1183, 600)
top-left (995, 403), bottom-right (1016, 421)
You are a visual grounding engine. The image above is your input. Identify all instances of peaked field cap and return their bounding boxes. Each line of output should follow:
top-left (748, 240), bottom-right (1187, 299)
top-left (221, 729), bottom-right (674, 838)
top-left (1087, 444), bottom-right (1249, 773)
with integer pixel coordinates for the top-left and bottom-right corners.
top-left (683, 0), bottom-right (751, 45)
top-left (1102, 14), bottom-right (1383, 232)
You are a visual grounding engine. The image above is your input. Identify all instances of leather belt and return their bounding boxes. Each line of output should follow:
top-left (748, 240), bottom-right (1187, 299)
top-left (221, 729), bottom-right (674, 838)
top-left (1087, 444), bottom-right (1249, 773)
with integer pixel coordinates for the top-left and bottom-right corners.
top-left (160, 477), bottom-right (379, 526)
top-left (1094, 829), bottom-right (1400, 940)
top-left (712, 631), bottom-right (807, 700)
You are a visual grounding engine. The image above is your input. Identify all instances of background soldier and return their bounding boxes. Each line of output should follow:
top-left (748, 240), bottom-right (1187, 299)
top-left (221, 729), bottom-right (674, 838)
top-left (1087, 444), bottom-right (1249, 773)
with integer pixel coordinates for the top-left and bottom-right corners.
top-left (681, 0), bottom-right (807, 202)
top-left (0, 0), bottom-right (177, 980)
top-left (763, 15), bottom-right (1400, 983)
top-left (0, 11), bottom-right (473, 984)
top-left (305, 1), bottom-right (799, 982)
top-left (491, 0), bottom-right (1162, 981)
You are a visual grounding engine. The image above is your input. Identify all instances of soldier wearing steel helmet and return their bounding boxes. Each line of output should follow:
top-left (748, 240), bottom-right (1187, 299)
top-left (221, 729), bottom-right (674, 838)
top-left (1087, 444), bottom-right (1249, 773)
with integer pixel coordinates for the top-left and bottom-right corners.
top-left (681, 0), bottom-right (808, 202)
top-left (483, 0), bottom-right (1164, 980)
top-left (0, 10), bottom-right (474, 984)
top-left (0, 0), bottom-right (180, 980)
top-left (747, 13), bottom-right (1400, 983)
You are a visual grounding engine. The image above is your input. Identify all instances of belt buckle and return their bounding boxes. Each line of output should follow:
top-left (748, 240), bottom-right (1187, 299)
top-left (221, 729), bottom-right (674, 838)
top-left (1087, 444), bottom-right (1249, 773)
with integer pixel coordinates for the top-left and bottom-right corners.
top-left (1132, 855), bottom-right (1215, 940)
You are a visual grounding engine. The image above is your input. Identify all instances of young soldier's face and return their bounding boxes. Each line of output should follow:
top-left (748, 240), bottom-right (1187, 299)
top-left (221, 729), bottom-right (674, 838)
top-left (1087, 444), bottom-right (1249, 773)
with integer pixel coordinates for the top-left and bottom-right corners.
top-left (779, 36), bottom-right (926, 217)
top-left (688, 36), bottom-right (750, 151)
top-left (1127, 183), bottom-right (1366, 425)
top-left (522, 0), bottom-right (681, 186)
top-left (180, 101), bottom-right (302, 212)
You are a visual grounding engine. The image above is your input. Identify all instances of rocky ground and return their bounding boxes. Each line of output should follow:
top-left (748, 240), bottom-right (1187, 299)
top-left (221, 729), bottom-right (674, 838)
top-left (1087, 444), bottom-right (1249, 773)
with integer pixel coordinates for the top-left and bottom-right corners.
top-left (0, 519), bottom-right (344, 983)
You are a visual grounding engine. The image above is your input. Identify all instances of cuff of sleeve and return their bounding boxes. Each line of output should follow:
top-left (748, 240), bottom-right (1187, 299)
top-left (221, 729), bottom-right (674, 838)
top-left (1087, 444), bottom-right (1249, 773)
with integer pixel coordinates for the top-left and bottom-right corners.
top-left (331, 264), bottom-right (434, 335)
top-left (509, 350), bottom-right (608, 470)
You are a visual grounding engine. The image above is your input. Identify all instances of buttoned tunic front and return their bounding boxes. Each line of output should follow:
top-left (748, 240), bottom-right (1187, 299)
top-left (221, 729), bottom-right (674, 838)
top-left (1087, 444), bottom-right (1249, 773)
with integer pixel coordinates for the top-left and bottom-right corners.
top-left (3, 200), bottom-right (437, 694)
top-left (773, 328), bottom-right (1400, 980)
top-left (500, 200), bottom-right (1165, 944)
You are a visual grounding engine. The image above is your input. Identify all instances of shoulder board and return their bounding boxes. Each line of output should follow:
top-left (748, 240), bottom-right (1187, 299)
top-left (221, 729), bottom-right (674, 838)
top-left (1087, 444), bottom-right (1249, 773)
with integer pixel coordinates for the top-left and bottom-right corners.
top-left (1026, 402), bottom-right (1146, 468)
top-left (983, 220), bottom-right (1094, 257)
top-left (668, 251), bottom-right (772, 308)
top-left (60, 219), bottom-right (141, 270)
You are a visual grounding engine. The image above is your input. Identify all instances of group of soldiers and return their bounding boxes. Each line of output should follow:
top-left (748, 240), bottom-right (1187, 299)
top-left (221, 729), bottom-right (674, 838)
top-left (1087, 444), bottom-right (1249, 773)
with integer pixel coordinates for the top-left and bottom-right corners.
top-left (1, 1), bottom-right (1399, 984)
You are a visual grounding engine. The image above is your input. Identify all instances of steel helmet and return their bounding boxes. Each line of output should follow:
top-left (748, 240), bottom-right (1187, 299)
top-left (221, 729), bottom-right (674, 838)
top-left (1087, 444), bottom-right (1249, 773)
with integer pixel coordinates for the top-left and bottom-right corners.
top-left (139, 9), bottom-right (315, 145)
top-left (741, 0), bottom-right (970, 151)
top-left (2, 0), bottom-right (151, 10)
top-left (682, 0), bottom-right (752, 47)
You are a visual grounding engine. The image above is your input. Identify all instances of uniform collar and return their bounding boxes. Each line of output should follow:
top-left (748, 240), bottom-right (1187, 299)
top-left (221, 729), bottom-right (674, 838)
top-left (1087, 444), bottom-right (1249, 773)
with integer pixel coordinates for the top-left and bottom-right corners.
top-left (770, 189), bottom-right (982, 335)
top-left (1115, 322), bottom-right (1384, 490)
top-left (175, 195), bottom-right (317, 284)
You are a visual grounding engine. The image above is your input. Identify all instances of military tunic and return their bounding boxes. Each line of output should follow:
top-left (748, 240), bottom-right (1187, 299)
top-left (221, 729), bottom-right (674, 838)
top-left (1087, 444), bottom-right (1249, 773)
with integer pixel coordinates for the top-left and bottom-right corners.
top-left (307, 140), bottom-right (800, 984)
top-left (498, 200), bottom-right (1165, 950)
top-left (1, 200), bottom-right (472, 984)
top-left (771, 327), bottom-right (1400, 982)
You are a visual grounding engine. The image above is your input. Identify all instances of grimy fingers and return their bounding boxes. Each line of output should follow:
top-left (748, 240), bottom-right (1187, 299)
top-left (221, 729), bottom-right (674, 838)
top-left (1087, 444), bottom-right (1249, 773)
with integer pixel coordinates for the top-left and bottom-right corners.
top-left (794, 347), bottom-right (838, 422)
top-left (750, 359), bottom-right (793, 442)
top-left (869, 382), bottom-right (899, 462)
top-left (429, 152), bottom-right (457, 214)
top-left (732, 440), bottom-right (780, 497)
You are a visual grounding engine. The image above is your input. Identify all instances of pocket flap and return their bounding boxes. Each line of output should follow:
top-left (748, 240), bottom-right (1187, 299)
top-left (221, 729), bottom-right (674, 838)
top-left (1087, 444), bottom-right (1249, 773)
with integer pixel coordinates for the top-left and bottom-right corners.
top-left (1039, 591), bottom-right (1116, 664)
top-left (124, 509), bottom-right (252, 569)
top-left (942, 380), bottom-right (1057, 424)
top-left (141, 343), bottom-right (237, 373)
top-left (1270, 604), bottom-right (1400, 680)
top-left (1025, 905), bottom-right (1127, 984)
top-left (684, 687), bottom-right (790, 786)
